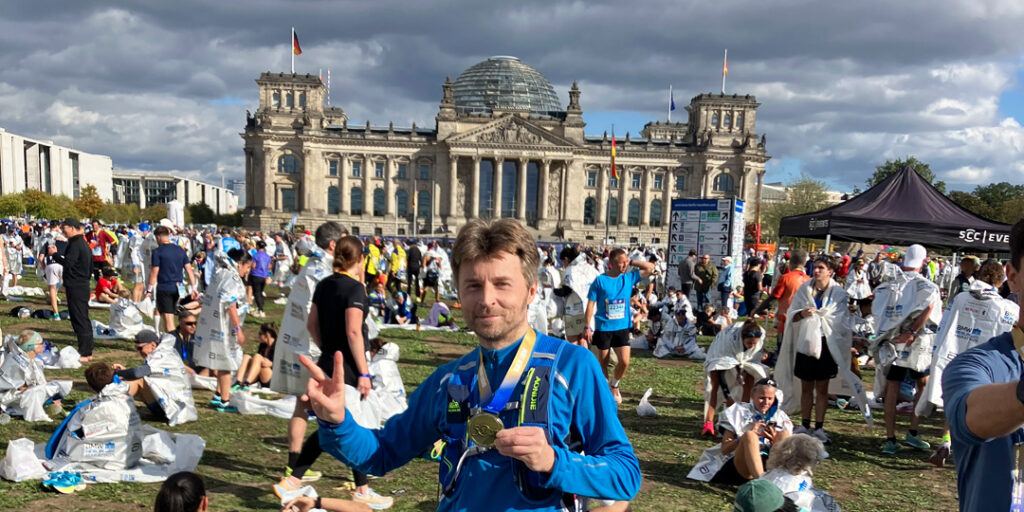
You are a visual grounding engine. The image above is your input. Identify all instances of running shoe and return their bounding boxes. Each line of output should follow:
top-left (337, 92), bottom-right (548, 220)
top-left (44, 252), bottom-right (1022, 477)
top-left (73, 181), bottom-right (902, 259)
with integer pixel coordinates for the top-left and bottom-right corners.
top-left (352, 488), bottom-right (394, 510)
top-left (610, 387), bottom-right (623, 405)
top-left (929, 444), bottom-right (951, 467)
top-left (285, 466), bottom-right (322, 482)
top-left (792, 426), bottom-right (810, 435)
top-left (903, 433), bottom-right (931, 451)
top-left (701, 421), bottom-right (716, 436)
top-left (209, 396), bottom-right (224, 407)
top-left (835, 398), bottom-right (849, 410)
top-left (810, 428), bottom-right (831, 445)
top-left (216, 401), bottom-right (238, 413)
top-left (273, 477), bottom-right (302, 499)
top-left (882, 439), bottom-right (901, 455)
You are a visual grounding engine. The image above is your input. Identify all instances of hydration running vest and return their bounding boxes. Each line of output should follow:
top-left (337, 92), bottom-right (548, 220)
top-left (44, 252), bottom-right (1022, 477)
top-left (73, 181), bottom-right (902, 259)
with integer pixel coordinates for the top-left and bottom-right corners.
top-left (435, 334), bottom-right (583, 510)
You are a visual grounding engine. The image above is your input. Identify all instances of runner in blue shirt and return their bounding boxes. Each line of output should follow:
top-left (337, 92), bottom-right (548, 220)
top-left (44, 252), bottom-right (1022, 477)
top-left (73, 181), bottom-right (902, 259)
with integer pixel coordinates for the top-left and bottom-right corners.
top-left (297, 219), bottom-right (641, 511)
top-left (943, 219), bottom-right (1024, 512)
top-left (583, 248), bottom-right (656, 404)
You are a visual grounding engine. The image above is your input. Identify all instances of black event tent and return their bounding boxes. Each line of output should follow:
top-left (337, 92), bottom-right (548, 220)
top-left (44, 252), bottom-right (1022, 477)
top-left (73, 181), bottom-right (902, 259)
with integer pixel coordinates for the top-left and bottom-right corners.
top-left (779, 165), bottom-right (1012, 252)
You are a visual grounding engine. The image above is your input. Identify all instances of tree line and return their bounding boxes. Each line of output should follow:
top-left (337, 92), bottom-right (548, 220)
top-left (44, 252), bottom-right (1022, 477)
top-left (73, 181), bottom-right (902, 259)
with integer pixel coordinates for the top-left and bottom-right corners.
top-left (0, 185), bottom-right (242, 226)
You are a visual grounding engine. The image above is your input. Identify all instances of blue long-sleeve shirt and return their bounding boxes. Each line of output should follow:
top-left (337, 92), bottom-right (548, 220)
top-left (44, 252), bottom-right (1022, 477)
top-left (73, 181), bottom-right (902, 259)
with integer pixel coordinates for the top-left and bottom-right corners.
top-left (318, 332), bottom-right (641, 511)
top-left (717, 264), bottom-right (734, 288)
top-left (943, 330), bottom-right (1024, 512)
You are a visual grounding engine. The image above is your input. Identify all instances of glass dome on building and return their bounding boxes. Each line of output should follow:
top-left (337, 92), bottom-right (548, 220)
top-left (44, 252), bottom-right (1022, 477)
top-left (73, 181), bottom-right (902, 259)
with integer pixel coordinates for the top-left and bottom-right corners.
top-left (452, 56), bottom-right (563, 117)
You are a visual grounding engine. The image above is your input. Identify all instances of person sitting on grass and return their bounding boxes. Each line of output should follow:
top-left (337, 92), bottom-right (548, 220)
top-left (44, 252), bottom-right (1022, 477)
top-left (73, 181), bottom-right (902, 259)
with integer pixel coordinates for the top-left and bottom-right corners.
top-left (94, 267), bottom-right (125, 304)
top-left (759, 434), bottom-right (840, 512)
top-left (701, 320), bottom-right (770, 436)
top-left (367, 280), bottom-right (389, 323)
top-left (0, 330), bottom-right (66, 421)
top-left (233, 322), bottom-right (278, 392)
top-left (713, 307), bottom-right (733, 330)
top-left (688, 378), bottom-right (793, 484)
top-left (388, 291), bottom-right (414, 325)
top-left (696, 303), bottom-right (721, 336)
top-left (110, 329), bottom-right (198, 425)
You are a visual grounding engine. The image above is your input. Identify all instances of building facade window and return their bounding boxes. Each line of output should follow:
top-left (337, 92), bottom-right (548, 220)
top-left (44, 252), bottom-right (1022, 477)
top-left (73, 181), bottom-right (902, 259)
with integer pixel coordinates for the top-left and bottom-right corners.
top-left (675, 174), bottom-right (686, 191)
top-left (610, 177), bottom-right (619, 189)
top-left (373, 188), bottom-right (385, 216)
top-left (417, 190), bottom-right (431, 218)
top-left (627, 198), bottom-right (640, 226)
top-left (631, 172), bottom-right (641, 189)
top-left (649, 199), bottom-right (662, 227)
top-left (397, 164), bottom-right (407, 179)
top-left (608, 198), bottom-right (619, 224)
top-left (327, 186), bottom-right (340, 214)
top-left (350, 187), bottom-right (363, 215)
top-left (272, 92), bottom-right (280, 108)
top-left (286, 92), bottom-right (294, 108)
top-left (713, 173), bottom-right (735, 193)
top-left (583, 197), bottom-right (596, 225)
top-left (281, 188), bottom-right (296, 212)
top-left (298, 93), bottom-right (306, 108)
top-left (375, 162), bottom-right (384, 178)
top-left (736, 112), bottom-right (744, 130)
top-left (329, 160), bottom-right (338, 176)
top-left (396, 189), bottom-right (409, 217)
top-left (724, 112), bottom-right (732, 129)
top-left (711, 112), bottom-right (719, 127)
top-left (419, 164), bottom-right (430, 180)
top-left (653, 174), bottom-right (663, 190)
top-left (587, 171), bottom-right (597, 187)
top-left (278, 155), bottom-right (300, 174)
top-left (352, 161), bottom-right (361, 177)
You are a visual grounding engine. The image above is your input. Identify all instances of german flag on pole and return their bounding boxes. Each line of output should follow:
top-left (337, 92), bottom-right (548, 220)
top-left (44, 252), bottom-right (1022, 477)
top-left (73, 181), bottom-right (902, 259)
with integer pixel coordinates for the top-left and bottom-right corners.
top-left (292, 30), bottom-right (302, 55)
top-left (610, 129), bottom-right (619, 180)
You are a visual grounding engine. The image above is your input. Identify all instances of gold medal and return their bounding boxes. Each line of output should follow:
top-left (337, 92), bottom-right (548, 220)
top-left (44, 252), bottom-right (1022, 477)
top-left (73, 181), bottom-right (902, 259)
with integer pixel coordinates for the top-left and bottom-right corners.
top-left (467, 412), bottom-right (504, 448)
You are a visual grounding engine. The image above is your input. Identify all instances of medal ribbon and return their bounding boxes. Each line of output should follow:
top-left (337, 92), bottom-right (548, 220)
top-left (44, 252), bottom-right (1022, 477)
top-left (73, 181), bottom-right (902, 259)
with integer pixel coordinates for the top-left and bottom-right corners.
top-left (477, 329), bottom-right (537, 414)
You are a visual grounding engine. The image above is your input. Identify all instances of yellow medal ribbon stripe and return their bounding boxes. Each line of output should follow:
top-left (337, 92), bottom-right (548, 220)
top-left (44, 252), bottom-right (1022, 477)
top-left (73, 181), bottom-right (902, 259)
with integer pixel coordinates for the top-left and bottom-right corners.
top-left (477, 329), bottom-right (537, 408)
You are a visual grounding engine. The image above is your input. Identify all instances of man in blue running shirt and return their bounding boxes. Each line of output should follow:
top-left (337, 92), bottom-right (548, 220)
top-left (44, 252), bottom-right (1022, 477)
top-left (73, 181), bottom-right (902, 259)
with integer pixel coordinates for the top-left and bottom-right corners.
top-left (298, 219), bottom-right (641, 511)
top-left (583, 248), bottom-right (656, 404)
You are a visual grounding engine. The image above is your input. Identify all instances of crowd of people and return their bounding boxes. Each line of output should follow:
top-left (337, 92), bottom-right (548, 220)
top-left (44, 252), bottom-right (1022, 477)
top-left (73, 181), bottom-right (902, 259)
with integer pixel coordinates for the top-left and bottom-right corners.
top-left (1, 212), bottom-right (1023, 512)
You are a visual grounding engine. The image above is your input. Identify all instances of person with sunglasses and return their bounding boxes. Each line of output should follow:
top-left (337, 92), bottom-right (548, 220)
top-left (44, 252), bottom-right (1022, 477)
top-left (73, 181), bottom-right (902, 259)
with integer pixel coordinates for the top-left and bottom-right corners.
top-left (110, 329), bottom-right (198, 426)
top-left (170, 311), bottom-right (201, 374)
top-left (688, 377), bottom-right (793, 484)
top-left (702, 320), bottom-right (771, 436)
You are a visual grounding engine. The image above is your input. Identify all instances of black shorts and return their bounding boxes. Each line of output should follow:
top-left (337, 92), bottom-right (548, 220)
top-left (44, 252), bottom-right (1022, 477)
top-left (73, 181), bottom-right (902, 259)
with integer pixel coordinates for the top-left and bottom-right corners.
top-left (423, 272), bottom-right (439, 287)
top-left (592, 329), bottom-right (630, 351)
top-left (156, 290), bottom-right (180, 315)
top-left (793, 340), bottom-right (839, 382)
top-left (710, 453), bottom-right (769, 485)
top-left (886, 365), bottom-right (927, 382)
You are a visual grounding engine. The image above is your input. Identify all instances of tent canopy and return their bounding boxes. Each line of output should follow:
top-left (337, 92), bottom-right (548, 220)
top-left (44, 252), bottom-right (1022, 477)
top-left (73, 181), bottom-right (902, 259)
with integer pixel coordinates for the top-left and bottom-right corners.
top-left (779, 165), bottom-right (1012, 251)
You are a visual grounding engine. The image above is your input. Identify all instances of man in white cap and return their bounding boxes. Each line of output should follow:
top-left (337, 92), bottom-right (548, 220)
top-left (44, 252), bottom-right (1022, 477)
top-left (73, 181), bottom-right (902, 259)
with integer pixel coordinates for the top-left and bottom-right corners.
top-left (872, 243), bottom-right (942, 455)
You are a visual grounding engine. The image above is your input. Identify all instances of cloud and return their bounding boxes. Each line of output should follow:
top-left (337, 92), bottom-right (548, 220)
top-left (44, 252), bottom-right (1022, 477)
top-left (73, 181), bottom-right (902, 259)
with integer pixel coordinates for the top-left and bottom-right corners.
top-left (0, 0), bottom-right (1023, 195)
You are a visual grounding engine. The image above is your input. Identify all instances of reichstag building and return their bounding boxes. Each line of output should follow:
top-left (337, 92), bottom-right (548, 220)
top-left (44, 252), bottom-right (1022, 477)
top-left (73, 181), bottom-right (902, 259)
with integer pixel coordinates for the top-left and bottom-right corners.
top-left (242, 56), bottom-right (769, 242)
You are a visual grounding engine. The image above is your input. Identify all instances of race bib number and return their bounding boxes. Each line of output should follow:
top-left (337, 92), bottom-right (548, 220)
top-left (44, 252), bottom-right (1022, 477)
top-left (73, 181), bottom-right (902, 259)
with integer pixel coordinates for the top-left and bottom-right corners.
top-left (607, 299), bottom-right (626, 320)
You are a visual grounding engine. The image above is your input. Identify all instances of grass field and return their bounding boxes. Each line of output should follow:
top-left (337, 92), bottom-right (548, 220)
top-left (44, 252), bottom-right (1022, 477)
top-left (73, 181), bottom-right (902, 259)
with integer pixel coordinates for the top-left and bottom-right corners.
top-left (0, 271), bottom-right (959, 511)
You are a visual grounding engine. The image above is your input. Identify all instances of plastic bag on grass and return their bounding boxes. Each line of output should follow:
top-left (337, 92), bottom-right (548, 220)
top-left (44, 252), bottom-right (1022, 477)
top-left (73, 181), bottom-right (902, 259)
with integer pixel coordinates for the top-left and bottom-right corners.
top-left (142, 427), bottom-right (176, 464)
top-left (0, 438), bottom-right (47, 481)
top-left (636, 388), bottom-right (658, 417)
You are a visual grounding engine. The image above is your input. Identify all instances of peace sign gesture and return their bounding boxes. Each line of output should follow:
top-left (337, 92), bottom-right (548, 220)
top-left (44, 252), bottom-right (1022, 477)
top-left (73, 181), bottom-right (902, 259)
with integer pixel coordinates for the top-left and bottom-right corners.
top-left (298, 352), bottom-right (347, 424)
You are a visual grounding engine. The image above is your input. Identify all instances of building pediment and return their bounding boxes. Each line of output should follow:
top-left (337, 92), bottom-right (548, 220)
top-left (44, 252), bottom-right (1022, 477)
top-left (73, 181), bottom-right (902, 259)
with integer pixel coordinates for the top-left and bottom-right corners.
top-left (446, 115), bottom-right (577, 148)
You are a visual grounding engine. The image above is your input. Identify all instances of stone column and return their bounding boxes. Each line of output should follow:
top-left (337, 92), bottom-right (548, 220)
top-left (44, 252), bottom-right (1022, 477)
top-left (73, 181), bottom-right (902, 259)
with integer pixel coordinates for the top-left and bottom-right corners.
top-left (471, 156), bottom-right (481, 219)
top-left (516, 158), bottom-right (528, 221)
top-left (448, 156), bottom-right (459, 218)
top-left (339, 155), bottom-right (349, 213)
top-left (362, 154), bottom-right (371, 218)
top-left (640, 168), bottom-right (651, 227)
top-left (618, 167), bottom-right (628, 225)
top-left (263, 148), bottom-right (275, 212)
top-left (662, 170), bottom-right (672, 226)
top-left (538, 159), bottom-right (550, 221)
top-left (597, 165), bottom-right (608, 226)
top-left (493, 157), bottom-right (504, 218)
top-left (385, 156), bottom-right (397, 218)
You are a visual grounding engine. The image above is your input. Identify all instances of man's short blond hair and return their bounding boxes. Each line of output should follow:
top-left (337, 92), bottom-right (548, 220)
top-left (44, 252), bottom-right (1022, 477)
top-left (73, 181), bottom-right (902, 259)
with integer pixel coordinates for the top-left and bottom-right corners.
top-left (451, 218), bottom-right (539, 289)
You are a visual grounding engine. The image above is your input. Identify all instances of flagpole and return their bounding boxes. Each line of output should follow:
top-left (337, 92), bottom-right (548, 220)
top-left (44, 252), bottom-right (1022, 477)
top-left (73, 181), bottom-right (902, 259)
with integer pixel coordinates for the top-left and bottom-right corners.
top-left (668, 85), bottom-right (672, 122)
top-left (721, 49), bottom-right (727, 94)
top-left (291, 27), bottom-right (295, 73)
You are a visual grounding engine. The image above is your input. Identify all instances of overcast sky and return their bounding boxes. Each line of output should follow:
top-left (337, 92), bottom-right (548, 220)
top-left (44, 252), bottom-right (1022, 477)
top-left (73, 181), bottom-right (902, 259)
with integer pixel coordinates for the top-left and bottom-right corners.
top-left (2, 0), bottom-right (1023, 193)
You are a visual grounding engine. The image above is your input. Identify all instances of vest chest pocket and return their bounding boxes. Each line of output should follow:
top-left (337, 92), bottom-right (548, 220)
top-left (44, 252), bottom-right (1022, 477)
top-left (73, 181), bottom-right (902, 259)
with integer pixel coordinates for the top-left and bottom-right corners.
top-left (446, 383), bottom-right (471, 425)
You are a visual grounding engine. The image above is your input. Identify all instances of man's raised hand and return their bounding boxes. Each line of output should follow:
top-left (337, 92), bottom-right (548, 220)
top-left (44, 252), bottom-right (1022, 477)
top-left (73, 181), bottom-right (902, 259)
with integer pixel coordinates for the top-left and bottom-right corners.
top-left (298, 351), bottom-right (347, 424)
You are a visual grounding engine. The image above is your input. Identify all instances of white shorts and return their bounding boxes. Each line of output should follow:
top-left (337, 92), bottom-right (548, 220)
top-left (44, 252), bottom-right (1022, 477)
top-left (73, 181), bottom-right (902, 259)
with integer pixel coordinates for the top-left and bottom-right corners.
top-left (45, 264), bottom-right (63, 286)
